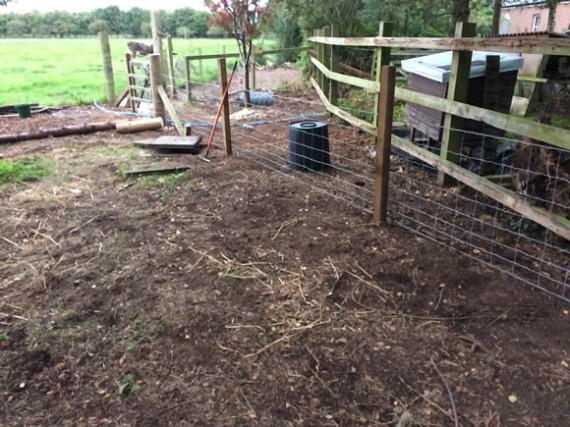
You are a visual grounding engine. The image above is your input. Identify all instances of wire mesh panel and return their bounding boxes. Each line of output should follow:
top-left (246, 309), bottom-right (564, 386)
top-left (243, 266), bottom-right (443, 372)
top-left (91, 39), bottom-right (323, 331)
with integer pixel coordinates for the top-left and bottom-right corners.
top-left (389, 125), bottom-right (570, 302)
top-left (188, 77), bottom-right (569, 304)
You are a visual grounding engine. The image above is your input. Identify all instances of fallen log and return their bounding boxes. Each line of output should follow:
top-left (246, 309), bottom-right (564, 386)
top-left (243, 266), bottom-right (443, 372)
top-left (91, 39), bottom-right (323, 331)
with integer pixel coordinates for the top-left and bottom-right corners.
top-left (0, 121), bottom-right (119, 145)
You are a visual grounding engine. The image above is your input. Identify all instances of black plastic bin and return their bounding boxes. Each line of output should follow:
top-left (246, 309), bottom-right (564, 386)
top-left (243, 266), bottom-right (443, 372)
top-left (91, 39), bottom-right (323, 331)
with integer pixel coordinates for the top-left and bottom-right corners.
top-left (288, 121), bottom-right (331, 172)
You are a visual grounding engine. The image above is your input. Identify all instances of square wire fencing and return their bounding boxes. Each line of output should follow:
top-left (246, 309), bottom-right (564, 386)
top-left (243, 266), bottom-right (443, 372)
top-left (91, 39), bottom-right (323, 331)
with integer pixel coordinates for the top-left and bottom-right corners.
top-left (227, 89), bottom-right (569, 303)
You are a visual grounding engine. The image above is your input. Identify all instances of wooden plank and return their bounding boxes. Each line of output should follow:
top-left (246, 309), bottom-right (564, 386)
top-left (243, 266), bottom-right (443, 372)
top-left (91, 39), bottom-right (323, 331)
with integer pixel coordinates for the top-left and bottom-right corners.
top-left (310, 56), bottom-right (378, 91)
top-left (184, 52), bottom-right (241, 61)
top-left (218, 58), bottom-right (232, 155)
top-left (395, 87), bottom-right (570, 150)
top-left (259, 46), bottom-right (310, 55)
top-left (310, 77), bottom-right (375, 134)
top-left (308, 36), bottom-right (570, 56)
top-left (135, 135), bottom-right (202, 149)
top-left (373, 66), bottom-right (396, 224)
top-left (439, 22), bottom-right (476, 185)
top-left (391, 134), bottom-right (570, 241)
top-left (124, 164), bottom-right (191, 177)
top-left (157, 85), bottom-right (185, 136)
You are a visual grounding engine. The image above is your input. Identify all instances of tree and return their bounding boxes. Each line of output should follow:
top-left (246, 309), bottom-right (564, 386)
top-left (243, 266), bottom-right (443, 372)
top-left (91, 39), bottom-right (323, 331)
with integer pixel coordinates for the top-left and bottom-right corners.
top-left (450, 0), bottom-right (470, 35)
top-left (269, 2), bottom-right (303, 63)
top-left (204, 0), bottom-right (266, 106)
top-left (0, 0), bottom-right (13, 6)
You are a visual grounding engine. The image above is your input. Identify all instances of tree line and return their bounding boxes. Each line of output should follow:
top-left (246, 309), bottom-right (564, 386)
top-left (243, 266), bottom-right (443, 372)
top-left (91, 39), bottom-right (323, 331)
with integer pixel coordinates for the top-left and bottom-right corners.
top-left (0, 6), bottom-right (219, 38)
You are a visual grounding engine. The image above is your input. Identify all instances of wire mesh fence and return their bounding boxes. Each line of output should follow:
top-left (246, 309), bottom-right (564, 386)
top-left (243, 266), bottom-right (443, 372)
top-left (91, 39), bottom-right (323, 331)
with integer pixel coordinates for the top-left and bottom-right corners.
top-left (224, 88), bottom-right (570, 303)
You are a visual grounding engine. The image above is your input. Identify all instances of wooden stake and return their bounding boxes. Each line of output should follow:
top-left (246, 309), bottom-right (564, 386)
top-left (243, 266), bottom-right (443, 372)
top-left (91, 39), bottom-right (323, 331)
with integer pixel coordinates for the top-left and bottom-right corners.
top-left (373, 22), bottom-right (393, 127)
top-left (218, 58), bottom-right (232, 155)
top-left (373, 66), bottom-right (396, 224)
top-left (185, 58), bottom-right (191, 102)
top-left (99, 31), bottom-right (116, 103)
top-left (329, 26), bottom-right (340, 107)
top-left (149, 54), bottom-right (165, 121)
top-left (438, 22), bottom-right (476, 186)
top-left (322, 27), bottom-right (331, 103)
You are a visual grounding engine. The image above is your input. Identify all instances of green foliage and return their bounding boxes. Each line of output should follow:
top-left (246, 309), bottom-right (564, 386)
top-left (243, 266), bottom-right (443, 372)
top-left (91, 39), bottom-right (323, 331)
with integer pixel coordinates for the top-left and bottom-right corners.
top-left (117, 373), bottom-right (141, 395)
top-left (269, 2), bottom-right (303, 64)
top-left (0, 332), bottom-right (8, 341)
top-left (0, 158), bottom-right (53, 185)
top-left (88, 20), bottom-right (110, 34)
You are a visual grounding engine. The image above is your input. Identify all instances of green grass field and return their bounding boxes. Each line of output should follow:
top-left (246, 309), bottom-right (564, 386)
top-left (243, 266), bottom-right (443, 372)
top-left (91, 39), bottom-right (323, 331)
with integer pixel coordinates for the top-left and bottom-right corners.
top-left (0, 37), bottom-right (275, 107)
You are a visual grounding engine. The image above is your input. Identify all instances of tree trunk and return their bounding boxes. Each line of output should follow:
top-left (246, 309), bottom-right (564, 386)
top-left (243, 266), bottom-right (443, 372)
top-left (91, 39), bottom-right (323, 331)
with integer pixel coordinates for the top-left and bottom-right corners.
top-left (450, 0), bottom-right (471, 36)
top-left (491, 0), bottom-right (502, 34)
top-left (243, 61), bottom-right (251, 107)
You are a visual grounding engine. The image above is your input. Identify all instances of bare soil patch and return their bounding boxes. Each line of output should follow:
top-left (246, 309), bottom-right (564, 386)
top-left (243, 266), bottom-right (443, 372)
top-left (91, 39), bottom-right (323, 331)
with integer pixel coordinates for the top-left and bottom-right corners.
top-left (1, 78), bottom-right (569, 426)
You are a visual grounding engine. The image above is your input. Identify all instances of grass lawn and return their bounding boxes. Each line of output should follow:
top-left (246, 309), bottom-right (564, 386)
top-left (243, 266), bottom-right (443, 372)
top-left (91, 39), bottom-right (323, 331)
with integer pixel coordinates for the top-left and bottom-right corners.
top-left (0, 37), bottom-right (275, 107)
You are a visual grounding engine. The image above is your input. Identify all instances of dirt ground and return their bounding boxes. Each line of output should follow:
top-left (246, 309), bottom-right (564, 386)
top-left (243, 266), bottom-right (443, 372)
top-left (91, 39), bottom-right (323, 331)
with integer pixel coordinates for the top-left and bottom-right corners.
top-left (1, 72), bottom-right (569, 427)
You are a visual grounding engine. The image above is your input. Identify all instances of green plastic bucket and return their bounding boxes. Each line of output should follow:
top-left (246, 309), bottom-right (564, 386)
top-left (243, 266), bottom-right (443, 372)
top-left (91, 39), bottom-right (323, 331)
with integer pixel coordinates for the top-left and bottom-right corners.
top-left (15, 104), bottom-right (32, 119)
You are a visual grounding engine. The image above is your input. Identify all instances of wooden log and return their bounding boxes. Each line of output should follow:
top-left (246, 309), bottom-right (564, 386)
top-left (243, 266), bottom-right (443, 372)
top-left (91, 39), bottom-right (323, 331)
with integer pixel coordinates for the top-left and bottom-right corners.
top-left (116, 117), bottom-right (164, 134)
top-left (0, 122), bottom-right (118, 145)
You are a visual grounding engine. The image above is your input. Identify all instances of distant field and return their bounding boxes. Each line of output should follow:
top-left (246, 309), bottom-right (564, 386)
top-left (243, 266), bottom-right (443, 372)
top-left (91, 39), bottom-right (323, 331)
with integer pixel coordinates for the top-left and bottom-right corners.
top-left (0, 37), bottom-right (275, 107)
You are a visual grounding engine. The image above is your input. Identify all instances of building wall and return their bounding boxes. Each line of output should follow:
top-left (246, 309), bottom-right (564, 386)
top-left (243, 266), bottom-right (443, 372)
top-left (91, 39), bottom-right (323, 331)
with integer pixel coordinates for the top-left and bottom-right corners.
top-left (500, 3), bottom-right (570, 34)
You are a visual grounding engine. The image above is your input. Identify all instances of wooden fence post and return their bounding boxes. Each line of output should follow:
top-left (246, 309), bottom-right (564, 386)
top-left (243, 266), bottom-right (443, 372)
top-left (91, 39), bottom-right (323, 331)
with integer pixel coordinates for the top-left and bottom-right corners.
top-left (166, 34), bottom-right (176, 96)
top-left (99, 31), bottom-right (115, 103)
top-left (322, 26), bottom-right (331, 103)
top-left (185, 57), bottom-right (191, 102)
top-left (329, 26), bottom-right (340, 107)
top-left (149, 53), bottom-right (165, 121)
top-left (198, 48), bottom-right (203, 77)
top-left (218, 58), bottom-right (232, 156)
top-left (373, 22), bottom-right (393, 127)
top-left (481, 55), bottom-right (501, 176)
top-left (316, 29), bottom-right (325, 93)
top-left (150, 11), bottom-right (164, 84)
top-left (438, 21), bottom-right (476, 185)
top-left (373, 65), bottom-right (396, 224)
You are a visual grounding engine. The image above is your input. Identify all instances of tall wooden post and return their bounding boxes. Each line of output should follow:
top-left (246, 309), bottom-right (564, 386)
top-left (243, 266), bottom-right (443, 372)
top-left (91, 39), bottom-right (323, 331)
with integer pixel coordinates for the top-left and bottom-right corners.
top-left (438, 22), bottom-right (476, 186)
top-left (198, 48), bottom-right (203, 77)
top-left (373, 22), bottom-right (393, 127)
top-left (99, 31), bottom-right (116, 103)
top-left (373, 66), bottom-right (396, 224)
top-left (166, 34), bottom-right (176, 96)
top-left (149, 53), bottom-right (165, 121)
top-left (329, 26), bottom-right (340, 107)
top-left (218, 58), bottom-right (232, 156)
top-left (185, 57), bottom-right (191, 102)
top-left (481, 55), bottom-right (501, 176)
top-left (316, 29), bottom-right (325, 92)
top-left (322, 26), bottom-right (331, 103)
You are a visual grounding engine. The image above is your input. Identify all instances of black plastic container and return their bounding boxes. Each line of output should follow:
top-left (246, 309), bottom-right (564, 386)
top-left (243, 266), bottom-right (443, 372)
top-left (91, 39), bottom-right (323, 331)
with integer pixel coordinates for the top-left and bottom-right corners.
top-left (287, 121), bottom-right (331, 172)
